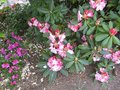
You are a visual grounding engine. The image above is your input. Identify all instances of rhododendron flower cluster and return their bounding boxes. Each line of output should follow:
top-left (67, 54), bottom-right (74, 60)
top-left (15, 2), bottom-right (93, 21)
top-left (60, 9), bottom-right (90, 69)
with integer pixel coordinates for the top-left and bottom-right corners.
top-left (89, 0), bottom-right (107, 11)
top-left (95, 68), bottom-right (109, 83)
top-left (28, 17), bottom-right (50, 33)
top-left (49, 30), bottom-right (74, 57)
top-left (103, 50), bottom-right (120, 64)
top-left (47, 56), bottom-right (63, 71)
top-left (0, 32), bottom-right (27, 87)
top-left (68, 9), bottom-right (94, 32)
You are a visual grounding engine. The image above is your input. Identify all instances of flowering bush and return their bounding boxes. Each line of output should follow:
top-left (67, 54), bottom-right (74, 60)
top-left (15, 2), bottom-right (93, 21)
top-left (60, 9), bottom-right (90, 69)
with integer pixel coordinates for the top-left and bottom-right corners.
top-left (0, 0), bottom-right (120, 89)
top-left (0, 32), bottom-right (27, 89)
top-left (27, 0), bottom-right (120, 84)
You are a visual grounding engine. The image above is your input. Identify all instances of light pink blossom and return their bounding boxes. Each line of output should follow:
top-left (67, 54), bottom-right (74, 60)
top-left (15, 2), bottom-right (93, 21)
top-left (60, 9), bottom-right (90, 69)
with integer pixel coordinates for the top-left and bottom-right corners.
top-left (95, 68), bottom-right (109, 83)
top-left (112, 51), bottom-right (120, 64)
top-left (77, 10), bottom-right (82, 22)
top-left (68, 22), bottom-right (82, 32)
top-left (83, 10), bottom-right (94, 19)
top-left (89, 0), bottom-right (107, 11)
top-left (47, 56), bottom-right (63, 71)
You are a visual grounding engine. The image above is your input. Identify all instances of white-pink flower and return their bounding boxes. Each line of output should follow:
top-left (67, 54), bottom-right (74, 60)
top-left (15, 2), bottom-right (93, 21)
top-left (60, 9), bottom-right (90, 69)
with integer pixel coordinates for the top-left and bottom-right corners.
top-left (83, 10), bottom-right (94, 19)
top-left (89, 0), bottom-right (107, 11)
top-left (47, 56), bottom-right (63, 71)
top-left (77, 10), bottom-right (83, 22)
top-left (68, 22), bottom-right (82, 32)
top-left (58, 43), bottom-right (74, 57)
top-left (112, 51), bottom-right (120, 64)
top-left (95, 68), bottom-right (109, 83)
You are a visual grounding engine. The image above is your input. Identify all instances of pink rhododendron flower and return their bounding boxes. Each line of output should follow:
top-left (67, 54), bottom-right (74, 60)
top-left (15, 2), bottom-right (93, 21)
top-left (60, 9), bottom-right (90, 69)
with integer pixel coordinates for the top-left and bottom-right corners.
top-left (68, 22), bottom-right (82, 32)
top-left (77, 10), bottom-right (82, 22)
top-left (58, 43), bottom-right (74, 57)
top-left (89, 0), bottom-right (107, 11)
top-left (112, 51), bottom-right (120, 64)
top-left (95, 68), bottom-right (109, 83)
top-left (39, 23), bottom-right (50, 33)
top-left (0, 48), bottom-right (6, 55)
top-left (29, 17), bottom-right (39, 27)
top-left (2, 63), bottom-right (10, 69)
top-left (8, 42), bottom-right (19, 50)
top-left (12, 59), bottom-right (19, 65)
top-left (83, 10), bottom-right (94, 19)
top-left (47, 56), bottom-right (63, 71)
top-left (10, 81), bottom-right (17, 85)
top-left (103, 54), bottom-right (112, 59)
top-left (109, 28), bottom-right (118, 36)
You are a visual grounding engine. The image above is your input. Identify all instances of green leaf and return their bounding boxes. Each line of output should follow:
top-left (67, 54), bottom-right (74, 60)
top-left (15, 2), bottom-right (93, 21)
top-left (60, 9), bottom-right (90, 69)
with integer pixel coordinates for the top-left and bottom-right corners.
top-left (101, 23), bottom-right (109, 31)
top-left (75, 63), bottom-right (79, 73)
top-left (65, 61), bottom-right (74, 69)
top-left (109, 21), bottom-right (113, 29)
top-left (37, 62), bottom-right (46, 68)
top-left (76, 50), bottom-right (80, 58)
top-left (87, 26), bottom-right (95, 35)
top-left (50, 0), bottom-right (54, 11)
top-left (77, 63), bottom-right (85, 71)
top-left (60, 69), bottom-right (68, 77)
top-left (100, 11), bottom-right (105, 17)
top-left (0, 33), bottom-right (5, 38)
top-left (102, 37), bottom-right (110, 47)
top-left (107, 37), bottom-right (112, 48)
top-left (95, 34), bottom-right (109, 41)
top-left (78, 45), bottom-right (90, 50)
top-left (81, 51), bottom-right (91, 58)
top-left (112, 36), bottom-right (120, 45)
top-left (43, 69), bottom-right (50, 77)
top-left (78, 60), bottom-right (89, 65)
top-left (66, 52), bottom-right (74, 59)
top-left (49, 71), bottom-right (57, 82)
top-left (38, 8), bottom-right (49, 14)
top-left (64, 57), bottom-right (73, 61)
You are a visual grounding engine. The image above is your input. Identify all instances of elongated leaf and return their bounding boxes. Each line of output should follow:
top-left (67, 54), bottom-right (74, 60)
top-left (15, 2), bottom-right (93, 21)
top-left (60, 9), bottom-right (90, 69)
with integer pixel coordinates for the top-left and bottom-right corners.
top-left (107, 37), bottom-right (112, 48)
top-left (78, 60), bottom-right (89, 65)
top-left (95, 34), bottom-right (109, 41)
top-left (43, 69), bottom-right (50, 77)
top-left (60, 69), bottom-right (68, 77)
top-left (81, 51), bottom-right (91, 58)
top-left (102, 37), bottom-right (110, 47)
top-left (87, 26), bottom-right (95, 35)
top-left (109, 21), bottom-right (113, 29)
top-left (65, 61), bottom-right (74, 69)
top-left (102, 23), bottom-right (109, 31)
top-left (49, 71), bottom-right (57, 82)
top-left (77, 62), bottom-right (85, 71)
top-left (112, 36), bottom-right (120, 45)
top-left (75, 63), bottom-right (79, 73)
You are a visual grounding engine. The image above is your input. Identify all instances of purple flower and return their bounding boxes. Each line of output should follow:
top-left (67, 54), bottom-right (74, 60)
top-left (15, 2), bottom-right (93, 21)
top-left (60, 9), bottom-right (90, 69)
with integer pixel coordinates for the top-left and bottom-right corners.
top-left (11, 32), bottom-right (22, 41)
top-left (5, 53), bottom-right (12, 60)
top-left (12, 74), bottom-right (19, 80)
top-left (10, 81), bottom-right (17, 85)
top-left (0, 48), bottom-right (6, 55)
top-left (2, 63), bottom-right (10, 68)
top-left (16, 48), bottom-right (27, 57)
top-left (12, 59), bottom-right (19, 65)
top-left (8, 44), bottom-right (13, 50)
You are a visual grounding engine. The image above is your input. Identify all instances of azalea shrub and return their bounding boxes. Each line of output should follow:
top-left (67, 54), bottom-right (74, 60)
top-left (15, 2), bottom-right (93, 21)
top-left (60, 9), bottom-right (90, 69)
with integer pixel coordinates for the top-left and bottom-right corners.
top-left (0, 32), bottom-right (27, 89)
top-left (28, 0), bottom-right (120, 84)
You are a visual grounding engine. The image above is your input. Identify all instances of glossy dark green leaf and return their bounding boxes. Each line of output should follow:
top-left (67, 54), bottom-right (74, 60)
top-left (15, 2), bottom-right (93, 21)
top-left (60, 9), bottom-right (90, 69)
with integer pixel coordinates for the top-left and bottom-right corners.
top-left (60, 69), bottom-right (68, 77)
top-left (65, 61), bottom-right (74, 69)
top-left (43, 69), bottom-right (50, 77)
top-left (87, 26), bottom-right (95, 35)
top-left (78, 59), bottom-right (89, 65)
top-left (109, 21), bottom-right (113, 29)
top-left (95, 34), bottom-right (109, 41)
top-left (102, 37), bottom-right (110, 47)
top-left (107, 37), bottom-right (112, 48)
top-left (101, 23), bottom-right (109, 31)
top-left (75, 63), bottom-right (79, 73)
top-left (112, 36), bottom-right (120, 45)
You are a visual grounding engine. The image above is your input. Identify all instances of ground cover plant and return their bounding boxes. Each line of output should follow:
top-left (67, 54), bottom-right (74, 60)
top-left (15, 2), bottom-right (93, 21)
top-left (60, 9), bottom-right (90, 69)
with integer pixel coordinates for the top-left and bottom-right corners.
top-left (0, 0), bottom-right (120, 89)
